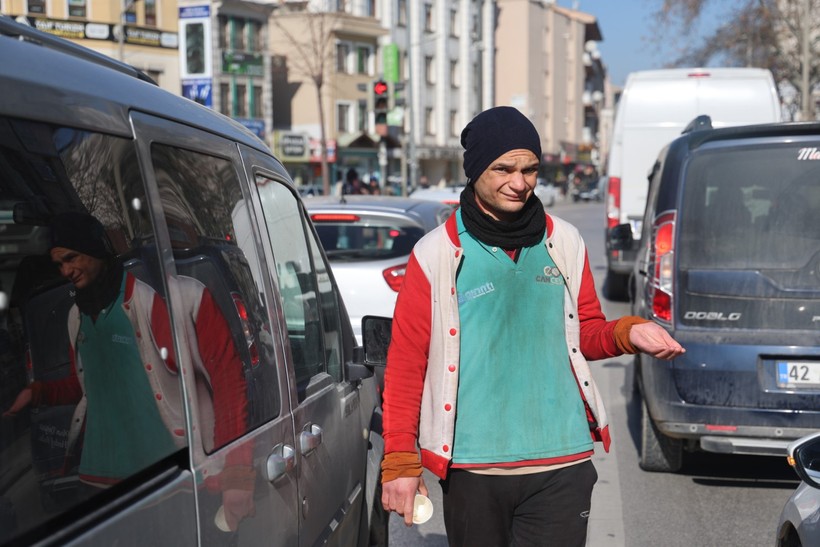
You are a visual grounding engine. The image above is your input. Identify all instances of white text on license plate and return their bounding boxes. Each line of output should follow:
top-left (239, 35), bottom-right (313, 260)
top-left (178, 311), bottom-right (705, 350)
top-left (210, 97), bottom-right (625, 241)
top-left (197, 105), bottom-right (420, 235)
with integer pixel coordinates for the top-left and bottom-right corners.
top-left (777, 361), bottom-right (820, 388)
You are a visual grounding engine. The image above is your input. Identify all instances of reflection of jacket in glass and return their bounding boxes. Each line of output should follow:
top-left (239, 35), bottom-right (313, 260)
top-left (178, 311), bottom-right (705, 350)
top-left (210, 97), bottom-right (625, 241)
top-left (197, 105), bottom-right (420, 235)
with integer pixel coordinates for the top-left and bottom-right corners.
top-left (30, 271), bottom-right (251, 485)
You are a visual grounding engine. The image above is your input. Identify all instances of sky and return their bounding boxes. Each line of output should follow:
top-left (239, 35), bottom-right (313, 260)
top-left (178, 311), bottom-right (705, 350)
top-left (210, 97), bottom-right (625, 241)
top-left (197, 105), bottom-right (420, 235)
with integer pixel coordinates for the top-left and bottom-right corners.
top-left (556, 1), bottom-right (735, 87)
top-left (556, 0), bottom-right (674, 87)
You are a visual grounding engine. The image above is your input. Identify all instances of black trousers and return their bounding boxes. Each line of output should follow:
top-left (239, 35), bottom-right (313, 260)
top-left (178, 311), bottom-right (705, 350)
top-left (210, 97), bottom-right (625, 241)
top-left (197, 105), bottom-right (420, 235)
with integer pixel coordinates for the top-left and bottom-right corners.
top-left (440, 461), bottom-right (598, 547)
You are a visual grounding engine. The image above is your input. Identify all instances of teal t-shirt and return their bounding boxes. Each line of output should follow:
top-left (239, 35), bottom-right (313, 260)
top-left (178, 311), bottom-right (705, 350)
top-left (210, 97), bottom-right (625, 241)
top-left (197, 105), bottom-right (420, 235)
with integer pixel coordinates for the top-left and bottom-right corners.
top-left (452, 210), bottom-right (593, 464)
top-left (76, 277), bottom-right (176, 481)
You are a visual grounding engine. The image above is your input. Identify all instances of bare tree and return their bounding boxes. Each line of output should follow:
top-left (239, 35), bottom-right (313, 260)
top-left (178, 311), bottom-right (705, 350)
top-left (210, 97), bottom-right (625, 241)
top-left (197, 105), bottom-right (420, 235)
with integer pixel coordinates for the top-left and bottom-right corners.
top-left (650, 0), bottom-right (820, 119)
top-left (270, 2), bottom-right (338, 196)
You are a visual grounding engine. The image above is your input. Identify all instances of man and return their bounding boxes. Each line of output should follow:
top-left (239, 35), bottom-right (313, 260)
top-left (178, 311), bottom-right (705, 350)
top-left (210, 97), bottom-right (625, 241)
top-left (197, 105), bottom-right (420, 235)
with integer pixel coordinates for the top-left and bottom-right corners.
top-left (3, 211), bottom-right (255, 531)
top-left (379, 107), bottom-right (685, 546)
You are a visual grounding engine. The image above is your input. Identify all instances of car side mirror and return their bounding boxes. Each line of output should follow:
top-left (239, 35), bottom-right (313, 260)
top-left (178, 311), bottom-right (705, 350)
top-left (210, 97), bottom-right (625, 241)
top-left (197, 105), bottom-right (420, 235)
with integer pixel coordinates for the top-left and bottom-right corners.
top-left (789, 432), bottom-right (820, 489)
top-left (362, 315), bottom-right (392, 366)
top-left (607, 223), bottom-right (634, 251)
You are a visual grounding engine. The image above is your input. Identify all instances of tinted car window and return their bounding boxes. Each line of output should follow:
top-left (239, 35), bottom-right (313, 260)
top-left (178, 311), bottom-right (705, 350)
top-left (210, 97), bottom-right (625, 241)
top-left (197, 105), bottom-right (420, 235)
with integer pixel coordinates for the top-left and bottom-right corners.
top-left (314, 223), bottom-right (425, 259)
top-left (677, 142), bottom-right (820, 329)
top-left (150, 144), bottom-right (280, 440)
top-left (255, 174), bottom-right (344, 398)
top-left (0, 118), bottom-right (180, 542)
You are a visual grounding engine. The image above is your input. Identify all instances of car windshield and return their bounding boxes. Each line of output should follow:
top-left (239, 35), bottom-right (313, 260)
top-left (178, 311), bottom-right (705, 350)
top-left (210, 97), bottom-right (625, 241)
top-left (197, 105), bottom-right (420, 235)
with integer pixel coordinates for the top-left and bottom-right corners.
top-left (314, 222), bottom-right (425, 260)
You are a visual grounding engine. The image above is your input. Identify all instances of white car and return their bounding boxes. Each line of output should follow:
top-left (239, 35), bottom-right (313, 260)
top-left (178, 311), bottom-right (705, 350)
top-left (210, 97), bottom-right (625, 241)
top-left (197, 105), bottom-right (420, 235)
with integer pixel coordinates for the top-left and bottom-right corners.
top-left (776, 432), bottom-right (820, 547)
top-left (408, 185), bottom-right (465, 206)
top-left (306, 195), bottom-right (453, 344)
top-left (534, 179), bottom-right (560, 207)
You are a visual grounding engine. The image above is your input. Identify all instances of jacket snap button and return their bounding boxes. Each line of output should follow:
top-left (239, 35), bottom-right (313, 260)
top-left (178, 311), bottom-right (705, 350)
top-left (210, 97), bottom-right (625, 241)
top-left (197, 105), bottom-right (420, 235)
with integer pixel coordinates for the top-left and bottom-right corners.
top-left (451, 287), bottom-right (455, 295)
top-left (442, 445), bottom-right (449, 452)
top-left (455, 250), bottom-right (460, 258)
top-left (145, 364), bottom-right (152, 371)
top-left (449, 328), bottom-right (457, 336)
top-left (155, 393), bottom-right (162, 400)
top-left (572, 348), bottom-right (578, 353)
top-left (448, 365), bottom-right (456, 372)
top-left (569, 314), bottom-right (574, 319)
top-left (444, 404), bottom-right (452, 411)
top-left (584, 381), bottom-right (589, 386)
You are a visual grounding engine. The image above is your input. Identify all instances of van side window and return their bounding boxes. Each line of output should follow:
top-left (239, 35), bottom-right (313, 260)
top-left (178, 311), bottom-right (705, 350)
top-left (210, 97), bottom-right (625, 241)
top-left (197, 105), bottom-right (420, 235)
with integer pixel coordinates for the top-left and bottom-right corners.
top-left (0, 119), bottom-right (183, 541)
top-left (149, 144), bottom-right (280, 441)
top-left (254, 174), bottom-right (344, 399)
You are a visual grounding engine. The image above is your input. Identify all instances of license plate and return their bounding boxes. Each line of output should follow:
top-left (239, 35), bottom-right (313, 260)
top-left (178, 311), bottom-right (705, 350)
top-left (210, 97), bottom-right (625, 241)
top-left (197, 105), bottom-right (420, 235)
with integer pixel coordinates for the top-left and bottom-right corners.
top-left (777, 361), bottom-right (820, 388)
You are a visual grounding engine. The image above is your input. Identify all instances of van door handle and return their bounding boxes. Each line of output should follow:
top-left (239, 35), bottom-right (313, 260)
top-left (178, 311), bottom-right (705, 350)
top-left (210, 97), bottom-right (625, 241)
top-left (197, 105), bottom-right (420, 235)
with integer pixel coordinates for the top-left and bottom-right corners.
top-left (300, 424), bottom-right (323, 455)
top-left (266, 443), bottom-right (295, 482)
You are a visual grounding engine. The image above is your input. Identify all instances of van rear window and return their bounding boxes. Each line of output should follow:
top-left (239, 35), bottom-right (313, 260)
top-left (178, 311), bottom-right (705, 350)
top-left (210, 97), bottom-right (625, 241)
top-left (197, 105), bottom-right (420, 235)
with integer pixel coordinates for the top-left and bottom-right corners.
top-left (679, 143), bottom-right (820, 271)
top-left (677, 142), bottom-right (820, 329)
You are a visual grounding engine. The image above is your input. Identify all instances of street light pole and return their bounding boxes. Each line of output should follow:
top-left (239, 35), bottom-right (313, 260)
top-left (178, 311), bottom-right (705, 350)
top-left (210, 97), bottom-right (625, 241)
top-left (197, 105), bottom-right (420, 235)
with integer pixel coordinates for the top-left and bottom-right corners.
top-left (118, 0), bottom-right (138, 62)
top-left (406, 0), bottom-right (418, 195)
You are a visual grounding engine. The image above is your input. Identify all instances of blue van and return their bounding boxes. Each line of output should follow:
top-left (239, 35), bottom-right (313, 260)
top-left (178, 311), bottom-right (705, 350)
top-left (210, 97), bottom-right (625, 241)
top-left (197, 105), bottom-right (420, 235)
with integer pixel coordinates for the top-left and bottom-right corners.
top-left (611, 116), bottom-right (820, 472)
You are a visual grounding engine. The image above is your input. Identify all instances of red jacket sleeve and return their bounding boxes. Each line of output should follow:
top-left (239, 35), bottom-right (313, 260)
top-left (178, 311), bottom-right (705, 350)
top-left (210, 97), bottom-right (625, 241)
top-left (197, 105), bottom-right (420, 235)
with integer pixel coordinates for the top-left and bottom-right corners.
top-left (38, 343), bottom-right (83, 406)
top-left (577, 253), bottom-right (622, 361)
top-left (194, 288), bottom-right (251, 466)
top-left (382, 252), bottom-right (431, 454)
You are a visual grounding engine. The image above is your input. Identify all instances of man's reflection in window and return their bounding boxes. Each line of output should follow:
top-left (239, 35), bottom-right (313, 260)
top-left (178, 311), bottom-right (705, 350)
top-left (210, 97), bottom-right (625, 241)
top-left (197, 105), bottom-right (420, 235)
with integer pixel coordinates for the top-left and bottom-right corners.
top-left (3, 212), bottom-right (255, 531)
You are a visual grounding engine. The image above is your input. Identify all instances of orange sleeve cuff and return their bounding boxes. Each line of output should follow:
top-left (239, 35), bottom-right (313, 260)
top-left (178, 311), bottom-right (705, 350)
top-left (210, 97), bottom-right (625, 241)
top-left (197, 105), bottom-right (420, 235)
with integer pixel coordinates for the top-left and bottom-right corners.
top-left (614, 316), bottom-right (650, 354)
top-left (381, 451), bottom-right (423, 483)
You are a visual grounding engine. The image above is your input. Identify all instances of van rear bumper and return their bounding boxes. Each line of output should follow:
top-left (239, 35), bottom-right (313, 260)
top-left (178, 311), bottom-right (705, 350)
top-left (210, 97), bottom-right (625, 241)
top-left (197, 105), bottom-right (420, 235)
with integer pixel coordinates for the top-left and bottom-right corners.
top-left (655, 420), bottom-right (814, 456)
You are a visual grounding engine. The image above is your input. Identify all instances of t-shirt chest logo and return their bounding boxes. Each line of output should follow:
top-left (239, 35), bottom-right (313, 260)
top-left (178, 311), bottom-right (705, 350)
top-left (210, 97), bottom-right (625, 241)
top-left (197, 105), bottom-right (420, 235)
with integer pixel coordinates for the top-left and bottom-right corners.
top-left (457, 282), bottom-right (495, 304)
top-left (536, 266), bottom-right (563, 285)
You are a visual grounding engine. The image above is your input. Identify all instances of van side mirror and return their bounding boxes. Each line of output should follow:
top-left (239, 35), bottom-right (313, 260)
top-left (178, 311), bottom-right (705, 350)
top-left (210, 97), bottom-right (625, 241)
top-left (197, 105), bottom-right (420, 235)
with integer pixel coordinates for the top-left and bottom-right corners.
top-left (362, 315), bottom-right (391, 366)
top-left (607, 223), bottom-right (634, 251)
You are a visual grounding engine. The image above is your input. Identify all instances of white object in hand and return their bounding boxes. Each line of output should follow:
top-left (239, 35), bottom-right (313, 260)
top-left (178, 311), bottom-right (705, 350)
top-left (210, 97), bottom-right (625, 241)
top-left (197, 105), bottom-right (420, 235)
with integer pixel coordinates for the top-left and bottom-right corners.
top-left (412, 494), bottom-right (434, 524)
top-left (214, 505), bottom-right (231, 532)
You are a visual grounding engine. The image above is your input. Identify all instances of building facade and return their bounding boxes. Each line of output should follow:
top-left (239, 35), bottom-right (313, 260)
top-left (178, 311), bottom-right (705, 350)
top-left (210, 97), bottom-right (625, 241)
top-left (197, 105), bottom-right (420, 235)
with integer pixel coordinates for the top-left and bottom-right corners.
top-left (494, 0), bottom-right (604, 187)
top-left (1, 0), bottom-right (180, 93)
top-left (379, 0), bottom-right (495, 189)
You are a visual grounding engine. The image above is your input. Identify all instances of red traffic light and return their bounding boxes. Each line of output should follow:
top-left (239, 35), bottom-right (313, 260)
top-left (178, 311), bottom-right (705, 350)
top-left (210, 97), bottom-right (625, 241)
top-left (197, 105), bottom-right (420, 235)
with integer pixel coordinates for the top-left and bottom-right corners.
top-left (373, 80), bottom-right (388, 96)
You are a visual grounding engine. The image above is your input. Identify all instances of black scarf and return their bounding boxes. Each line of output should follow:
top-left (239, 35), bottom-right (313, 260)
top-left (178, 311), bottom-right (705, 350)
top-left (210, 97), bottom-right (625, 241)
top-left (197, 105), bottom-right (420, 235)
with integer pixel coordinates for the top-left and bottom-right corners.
top-left (74, 259), bottom-right (124, 318)
top-left (459, 184), bottom-right (546, 248)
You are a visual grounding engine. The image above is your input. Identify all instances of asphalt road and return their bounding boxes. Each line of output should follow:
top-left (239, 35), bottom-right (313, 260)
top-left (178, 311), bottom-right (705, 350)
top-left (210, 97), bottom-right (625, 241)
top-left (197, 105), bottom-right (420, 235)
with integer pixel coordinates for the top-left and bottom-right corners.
top-left (388, 198), bottom-right (800, 547)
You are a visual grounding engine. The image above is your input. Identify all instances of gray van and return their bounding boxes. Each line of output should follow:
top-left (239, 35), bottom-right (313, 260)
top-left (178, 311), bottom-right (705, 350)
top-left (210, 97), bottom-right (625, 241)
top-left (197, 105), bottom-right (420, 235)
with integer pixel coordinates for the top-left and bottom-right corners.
top-left (0, 16), bottom-right (386, 546)
top-left (612, 116), bottom-right (820, 473)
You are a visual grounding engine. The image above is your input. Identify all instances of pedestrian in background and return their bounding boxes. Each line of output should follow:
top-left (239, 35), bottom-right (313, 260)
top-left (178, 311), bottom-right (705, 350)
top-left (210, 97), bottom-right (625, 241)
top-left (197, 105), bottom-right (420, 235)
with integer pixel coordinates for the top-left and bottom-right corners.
top-left (379, 106), bottom-right (685, 546)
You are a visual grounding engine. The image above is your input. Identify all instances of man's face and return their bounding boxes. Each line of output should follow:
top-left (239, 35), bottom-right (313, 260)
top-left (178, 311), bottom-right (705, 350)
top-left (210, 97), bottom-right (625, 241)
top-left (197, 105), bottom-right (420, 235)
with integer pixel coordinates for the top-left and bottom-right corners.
top-left (472, 149), bottom-right (540, 222)
top-left (50, 247), bottom-right (106, 289)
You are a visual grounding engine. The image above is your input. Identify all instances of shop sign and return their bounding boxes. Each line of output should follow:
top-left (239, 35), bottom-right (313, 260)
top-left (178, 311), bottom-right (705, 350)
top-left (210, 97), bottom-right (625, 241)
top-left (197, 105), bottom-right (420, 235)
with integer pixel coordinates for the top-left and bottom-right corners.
top-left (222, 52), bottom-right (264, 77)
top-left (310, 138), bottom-right (337, 163)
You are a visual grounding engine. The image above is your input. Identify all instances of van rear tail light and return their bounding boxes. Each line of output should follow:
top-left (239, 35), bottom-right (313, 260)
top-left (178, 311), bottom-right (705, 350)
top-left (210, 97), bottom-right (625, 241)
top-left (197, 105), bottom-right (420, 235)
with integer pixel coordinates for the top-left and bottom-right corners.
top-left (232, 292), bottom-right (260, 367)
top-left (606, 176), bottom-right (621, 229)
top-left (383, 264), bottom-right (407, 292)
top-left (651, 212), bottom-right (676, 323)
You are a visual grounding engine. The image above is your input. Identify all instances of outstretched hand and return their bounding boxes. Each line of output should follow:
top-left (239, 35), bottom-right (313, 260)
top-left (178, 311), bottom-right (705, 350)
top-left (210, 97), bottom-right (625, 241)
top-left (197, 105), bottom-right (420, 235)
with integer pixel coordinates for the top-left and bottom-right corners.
top-left (629, 322), bottom-right (685, 360)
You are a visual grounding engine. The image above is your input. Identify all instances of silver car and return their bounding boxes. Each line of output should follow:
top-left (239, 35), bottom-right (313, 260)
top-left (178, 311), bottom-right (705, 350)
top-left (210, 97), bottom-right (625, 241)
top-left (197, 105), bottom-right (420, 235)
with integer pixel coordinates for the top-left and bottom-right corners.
top-left (776, 432), bottom-right (820, 547)
top-left (306, 195), bottom-right (453, 344)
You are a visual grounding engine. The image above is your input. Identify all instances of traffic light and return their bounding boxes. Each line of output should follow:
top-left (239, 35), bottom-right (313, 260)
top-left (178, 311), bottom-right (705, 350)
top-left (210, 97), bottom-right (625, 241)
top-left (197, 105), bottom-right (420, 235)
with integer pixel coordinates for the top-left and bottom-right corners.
top-left (373, 79), bottom-right (389, 127)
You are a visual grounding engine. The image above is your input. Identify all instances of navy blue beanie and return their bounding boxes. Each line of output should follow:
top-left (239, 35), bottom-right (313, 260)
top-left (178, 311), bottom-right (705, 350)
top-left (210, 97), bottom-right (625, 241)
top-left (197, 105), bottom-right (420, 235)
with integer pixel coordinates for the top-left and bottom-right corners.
top-left (460, 106), bottom-right (542, 184)
top-left (49, 211), bottom-right (112, 259)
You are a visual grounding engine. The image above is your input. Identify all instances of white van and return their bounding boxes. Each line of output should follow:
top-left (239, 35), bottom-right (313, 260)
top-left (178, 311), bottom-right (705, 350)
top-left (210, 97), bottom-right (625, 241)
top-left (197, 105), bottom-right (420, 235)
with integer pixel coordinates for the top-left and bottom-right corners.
top-left (603, 67), bottom-right (781, 300)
